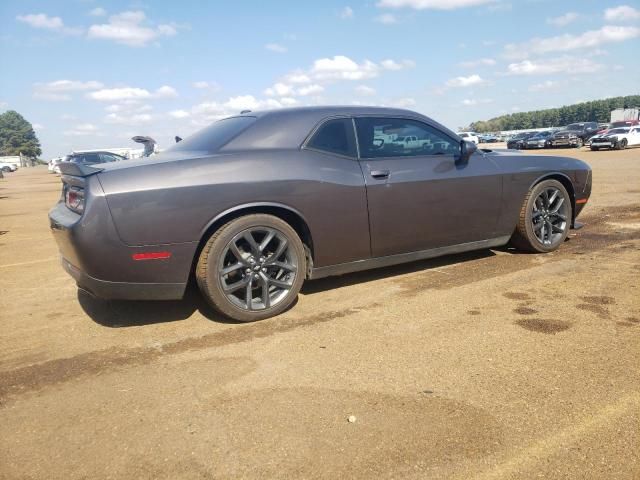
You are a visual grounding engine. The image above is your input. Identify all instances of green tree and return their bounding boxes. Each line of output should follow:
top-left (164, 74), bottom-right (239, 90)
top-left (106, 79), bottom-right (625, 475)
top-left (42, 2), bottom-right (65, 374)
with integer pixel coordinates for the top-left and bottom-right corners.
top-left (469, 95), bottom-right (640, 132)
top-left (0, 110), bottom-right (42, 158)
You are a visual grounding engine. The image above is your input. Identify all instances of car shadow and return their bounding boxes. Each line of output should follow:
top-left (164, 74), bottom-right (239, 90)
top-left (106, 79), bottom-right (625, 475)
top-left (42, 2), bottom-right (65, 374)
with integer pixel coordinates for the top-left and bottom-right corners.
top-left (79, 249), bottom-right (498, 327)
top-left (301, 249), bottom-right (496, 295)
top-left (77, 281), bottom-right (237, 328)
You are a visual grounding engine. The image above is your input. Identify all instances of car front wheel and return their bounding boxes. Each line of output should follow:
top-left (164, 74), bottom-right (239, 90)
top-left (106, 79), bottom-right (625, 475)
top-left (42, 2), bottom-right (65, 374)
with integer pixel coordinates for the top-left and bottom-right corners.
top-left (618, 138), bottom-right (628, 150)
top-left (510, 179), bottom-right (572, 253)
top-left (196, 214), bottom-right (306, 322)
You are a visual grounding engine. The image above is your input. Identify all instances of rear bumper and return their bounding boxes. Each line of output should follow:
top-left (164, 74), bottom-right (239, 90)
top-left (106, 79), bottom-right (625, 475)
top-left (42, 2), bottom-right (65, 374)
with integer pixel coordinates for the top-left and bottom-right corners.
top-left (61, 257), bottom-right (185, 300)
top-left (49, 186), bottom-right (195, 301)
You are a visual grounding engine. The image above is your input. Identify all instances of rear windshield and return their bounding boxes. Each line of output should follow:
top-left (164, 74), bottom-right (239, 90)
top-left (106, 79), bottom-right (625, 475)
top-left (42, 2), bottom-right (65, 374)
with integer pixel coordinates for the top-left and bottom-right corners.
top-left (167, 116), bottom-right (256, 153)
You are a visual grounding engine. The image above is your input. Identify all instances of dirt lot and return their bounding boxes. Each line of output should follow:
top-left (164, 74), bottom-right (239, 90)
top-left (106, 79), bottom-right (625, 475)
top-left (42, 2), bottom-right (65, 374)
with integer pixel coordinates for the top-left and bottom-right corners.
top-left (1, 148), bottom-right (639, 479)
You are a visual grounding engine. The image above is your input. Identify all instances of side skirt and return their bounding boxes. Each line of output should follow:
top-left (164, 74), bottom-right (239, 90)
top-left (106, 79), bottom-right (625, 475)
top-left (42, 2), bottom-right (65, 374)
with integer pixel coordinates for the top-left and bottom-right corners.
top-left (309, 236), bottom-right (511, 280)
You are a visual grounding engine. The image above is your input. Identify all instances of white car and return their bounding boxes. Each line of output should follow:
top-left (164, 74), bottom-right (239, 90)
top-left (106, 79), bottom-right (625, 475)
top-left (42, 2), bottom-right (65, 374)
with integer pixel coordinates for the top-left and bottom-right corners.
top-left (590, 127), bottom-right (640, 151)
top-left (458, 132), bottom-right (479, 144)
top-left (0, 162), bottom-right (18, 172)
top-left (48, 157), bottom-right (64, 173)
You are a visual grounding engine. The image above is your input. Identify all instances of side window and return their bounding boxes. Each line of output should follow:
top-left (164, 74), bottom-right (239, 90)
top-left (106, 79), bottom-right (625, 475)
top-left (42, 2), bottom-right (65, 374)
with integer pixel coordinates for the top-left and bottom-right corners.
top-left (355, 117), bottom-right (461, 159)
top-left (306, 118), bottom-right (357, 157)
top-left (99, 153), bottom-right (119, 162)
top-left (80, 153), bottom-right (101, 164)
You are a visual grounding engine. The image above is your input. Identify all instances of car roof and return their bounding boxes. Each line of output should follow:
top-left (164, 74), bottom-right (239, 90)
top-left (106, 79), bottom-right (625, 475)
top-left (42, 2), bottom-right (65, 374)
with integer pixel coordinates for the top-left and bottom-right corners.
top-left (221, 106), bottom-right (460, 151)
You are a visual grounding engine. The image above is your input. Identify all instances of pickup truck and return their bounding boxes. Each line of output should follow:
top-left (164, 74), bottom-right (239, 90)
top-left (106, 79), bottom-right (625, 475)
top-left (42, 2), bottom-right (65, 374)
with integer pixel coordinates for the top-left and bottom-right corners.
top-left (548, 122), bottom-right (599, 148)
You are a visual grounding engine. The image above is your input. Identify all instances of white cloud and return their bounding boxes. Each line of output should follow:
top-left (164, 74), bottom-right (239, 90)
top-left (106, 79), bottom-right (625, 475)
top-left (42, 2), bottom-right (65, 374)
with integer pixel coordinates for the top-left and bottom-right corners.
top-left (390, 98), bottom-right (416, 108)
top-left (604, 5), bottom-right (640, 21)
top-left (32, 123), bottom-right (44, 131)
top-left (16, 13), bottom-right (82, 35)
top-left (458, 58), bottom-right (496, 68)
top-left (64, 123), bottom-right (98, 136)
top-left (312, 56), bottom-right (379, 80)
top-left (283, 73), bottom-right (312, 84)
top-left (375, 14), bottom-right (398, 24)
top-left (355, 85), bottom-right (376, 96)
top-left (105, 113), bottom-right (153, 125)
top-left (264, 82), bottom-right (295, 97)
top-left (265, 43), bottom-right (287, 53)
top-left (546, 12), bottom-right (579, 27)
top-left (461, 98), bottom-right (493, 106)
top-left (377, 0), bottom-right (496, 10)
top-left (528, 80), bottom-right (558, 92)
top-left (169, 110), bottom-right (190, 119)
top-left (505, 57), bottom-right (602, 75)
top-left (89, 7), bottom-right (107, 17)
top-left (504, 25), bottom-right (640, 58)
top-left (297, 84), bottom-right (324, 96)
top-left (445, 74), bottom-right (486, 87)
top-left (88, 10), bottom-right (178, 47)
top-left (381, 59), bottom-right (415, 70)
top-left (280, 97), bottom-right (298, 106)
top-left (155, 85), bottom-right (178, 98)
top-left (340, 6), bottom-right (354, 19)
top-left (33, 80), bottom-right (104, 101)
top-left (17, 13), bottom-right (63, 30)
top-left (87, 85), bottom-right (177, 101)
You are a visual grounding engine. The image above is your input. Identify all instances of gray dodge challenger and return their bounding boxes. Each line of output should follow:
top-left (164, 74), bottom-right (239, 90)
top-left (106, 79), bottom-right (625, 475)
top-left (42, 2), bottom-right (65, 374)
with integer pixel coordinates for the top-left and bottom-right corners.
top-left (50, 106), bottom-right (591, 321)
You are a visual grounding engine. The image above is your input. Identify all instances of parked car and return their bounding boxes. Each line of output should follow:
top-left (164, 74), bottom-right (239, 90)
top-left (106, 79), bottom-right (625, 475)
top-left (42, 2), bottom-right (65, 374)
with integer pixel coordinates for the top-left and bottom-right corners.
top-left (507, 132), bottom-right (539, 149)
top-left (479, 134), bottom-right (500, 143)
top-left (458, 132), bottom-right (479, 144)
top-left (548, 122), bottom-right (599, 148)
top-left (523, 131), bottom-right (555, 149)
top-left (48, 157), bottom-right (64, 173)
top-left (49, 106), bottom-right (591, 322)
top-left (590, 126), bottom-right (640, 150)
top-left (0, 162), bottom-right (18, 172)
top-left (53, 151), bottom-right (125, 174)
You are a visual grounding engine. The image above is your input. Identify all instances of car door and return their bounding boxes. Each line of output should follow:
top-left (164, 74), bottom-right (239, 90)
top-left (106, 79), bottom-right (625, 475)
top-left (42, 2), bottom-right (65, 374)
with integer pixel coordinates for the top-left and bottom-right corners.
top-left (355, 116), bottom-right (502, 258)
top-left (630, 128), bottom-right (640, 146)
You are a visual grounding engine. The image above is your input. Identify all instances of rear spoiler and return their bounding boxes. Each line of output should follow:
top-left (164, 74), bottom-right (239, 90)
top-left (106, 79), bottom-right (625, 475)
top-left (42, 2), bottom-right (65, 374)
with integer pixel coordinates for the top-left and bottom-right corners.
top-left (58, 162), bottom-right (104, 177)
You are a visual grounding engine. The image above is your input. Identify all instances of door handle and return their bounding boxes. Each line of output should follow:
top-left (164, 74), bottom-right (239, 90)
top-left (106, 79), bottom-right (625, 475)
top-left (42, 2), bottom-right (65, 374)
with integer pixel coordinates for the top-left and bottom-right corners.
top-left (370, 169), bottom-right (390, 179)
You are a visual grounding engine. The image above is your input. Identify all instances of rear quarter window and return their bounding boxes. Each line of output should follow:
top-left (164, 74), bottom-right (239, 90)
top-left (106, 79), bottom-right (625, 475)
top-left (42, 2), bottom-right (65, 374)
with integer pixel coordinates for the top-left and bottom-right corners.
top-left (167, 116), bottom-right (256, 153)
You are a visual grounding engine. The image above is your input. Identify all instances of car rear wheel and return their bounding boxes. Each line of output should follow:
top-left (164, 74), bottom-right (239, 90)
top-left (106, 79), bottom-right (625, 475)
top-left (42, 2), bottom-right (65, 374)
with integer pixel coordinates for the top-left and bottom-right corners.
top-left (196, 214), bottom-right (306, 322)
top-left (618, 138), bottom-right (628, 150)
top-left (576, 138), bottom-right (583, 148)
top-left (510, 179), bottom-right (572, 253)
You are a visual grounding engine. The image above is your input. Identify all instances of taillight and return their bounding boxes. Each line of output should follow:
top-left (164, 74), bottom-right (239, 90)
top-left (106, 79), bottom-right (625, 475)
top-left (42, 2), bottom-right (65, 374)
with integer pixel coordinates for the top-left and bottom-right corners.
top-left (65, 186), bottom-right (85, 214)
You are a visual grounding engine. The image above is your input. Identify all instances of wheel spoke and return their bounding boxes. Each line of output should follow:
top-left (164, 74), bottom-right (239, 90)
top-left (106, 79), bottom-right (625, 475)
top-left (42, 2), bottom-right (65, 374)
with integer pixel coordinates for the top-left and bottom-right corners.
top-left (550, 212), bottom-right (567, 221)
top-left (245, 279), bottom-right (253, 310)
top-left (221, 262), bottom-right (243, 275)
top-left (548, 189), bottom-right (558, 207)
top-left (229, 241), bottom-right (248, 265)
top-left (534, 221), bottom-right (544, 232)
top-left (223, 276), bottom-right (250, 293)
top-left (269, 277), bottom-right (293, 289)
top-left (550, 197), bottom-right (565, 213)
top-left (259, 230), bottom-right (276, 253)
top-left (260, 276), bottom-right (271, 308)
top-left (265, 238), bottom-right (288, 264)
top-left (272, 261), bottom-right (296, 272)
top-left (243, 232), bottom-right (261, 257)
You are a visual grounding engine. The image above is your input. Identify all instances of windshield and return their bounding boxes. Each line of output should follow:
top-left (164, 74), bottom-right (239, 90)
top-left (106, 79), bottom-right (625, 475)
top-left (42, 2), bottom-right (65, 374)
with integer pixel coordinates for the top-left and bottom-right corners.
top-left (167, 116), bottom-right (256, 153)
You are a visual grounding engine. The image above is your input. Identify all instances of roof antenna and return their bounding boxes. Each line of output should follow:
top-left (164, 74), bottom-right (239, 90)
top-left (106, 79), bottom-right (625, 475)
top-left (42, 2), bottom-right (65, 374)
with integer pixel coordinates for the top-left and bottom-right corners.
top-left (240, 110), bottom-right (251, 114)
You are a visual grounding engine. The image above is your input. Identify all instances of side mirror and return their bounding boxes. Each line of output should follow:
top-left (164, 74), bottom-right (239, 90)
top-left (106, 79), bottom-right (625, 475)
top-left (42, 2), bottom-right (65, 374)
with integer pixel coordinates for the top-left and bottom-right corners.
top-left (457, 140), bottom-right (477, 166)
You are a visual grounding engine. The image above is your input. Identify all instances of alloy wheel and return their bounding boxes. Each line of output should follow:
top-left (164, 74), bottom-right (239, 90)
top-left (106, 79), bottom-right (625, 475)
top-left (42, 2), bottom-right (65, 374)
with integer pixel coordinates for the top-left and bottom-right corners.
top-left (217, 227), bottom-right (298, 311)
top-left (531, 187), bottom-right (569, 246)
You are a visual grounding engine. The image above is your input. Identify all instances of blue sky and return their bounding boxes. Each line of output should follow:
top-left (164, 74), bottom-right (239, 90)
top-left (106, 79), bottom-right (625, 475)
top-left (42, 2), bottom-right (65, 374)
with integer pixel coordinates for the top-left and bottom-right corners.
top-left (1, 0), bottom-right (638, 159)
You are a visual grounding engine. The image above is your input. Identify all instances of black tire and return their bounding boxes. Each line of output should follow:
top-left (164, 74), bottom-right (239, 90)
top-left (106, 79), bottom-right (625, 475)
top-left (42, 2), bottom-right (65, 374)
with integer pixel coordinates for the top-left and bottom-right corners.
top-left (510, 179), bottom-right (572, 253)
top-left (591, 147), bottom-right (599, 151)
top-left (618, 138), bottom-right (628, 150)
top-left (196, 214), bottom-right (306, 322)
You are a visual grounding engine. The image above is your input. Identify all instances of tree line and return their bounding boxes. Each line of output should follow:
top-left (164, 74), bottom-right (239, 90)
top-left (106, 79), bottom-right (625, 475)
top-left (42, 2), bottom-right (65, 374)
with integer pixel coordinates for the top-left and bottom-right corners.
top-left (0, 110), bottom-right (42, 158)
top-left (468, 95), bottom-right (640, 133)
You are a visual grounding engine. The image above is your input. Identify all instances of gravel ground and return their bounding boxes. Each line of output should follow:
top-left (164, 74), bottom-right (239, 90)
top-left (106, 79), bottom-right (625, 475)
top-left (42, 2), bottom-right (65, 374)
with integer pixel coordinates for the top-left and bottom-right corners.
top-left (0, 147), bottom-right (639, 479)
